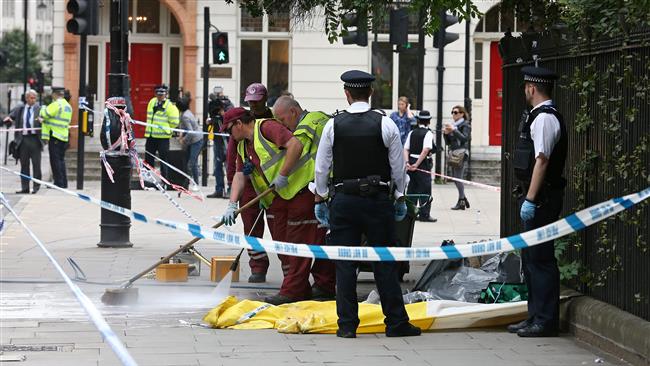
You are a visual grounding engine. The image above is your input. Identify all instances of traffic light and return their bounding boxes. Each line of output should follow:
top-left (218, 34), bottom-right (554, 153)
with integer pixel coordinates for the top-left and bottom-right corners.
top-left (28, 76), bottom-right (37, 90)
top-left (0, 49), bottom-right (6, 67)
top-left (66, 0), bottom-right (99, 35)
top-left (342, 12), bottom-right (368, 47)
top-left (433, 12), bottom-right (459, 48)
top-left (212, 32), bottom-right (229, 64)
top-left (389, 8), bottom-right (408, 46)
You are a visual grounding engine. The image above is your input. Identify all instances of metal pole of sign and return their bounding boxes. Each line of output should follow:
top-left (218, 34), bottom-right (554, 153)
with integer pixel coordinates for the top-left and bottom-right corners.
top-left (201, 7), bottom-right (210, 187)
top-left (463, 3), bottom-right (473, 181)
top-left (3, 91), bottom-right (10, 166)
top-left (23, 0), bottom-right (28, 95)
top-left (415, 8), bottom-right (425, 111)
top-left (98, 0), bottom-right (132, 248)
top-left (76, 34), bottom-right (87, 190)
top-left (434, 11), bottom-right (446, 182)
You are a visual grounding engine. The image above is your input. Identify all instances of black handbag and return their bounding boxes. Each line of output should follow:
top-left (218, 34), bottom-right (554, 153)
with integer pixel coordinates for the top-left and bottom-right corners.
top-left (8, 140), bottom-right (19, 161)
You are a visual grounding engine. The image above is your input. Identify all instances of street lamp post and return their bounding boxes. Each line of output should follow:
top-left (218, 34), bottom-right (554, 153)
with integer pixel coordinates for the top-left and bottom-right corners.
top-left (23, 0), bottom-right (28, 95)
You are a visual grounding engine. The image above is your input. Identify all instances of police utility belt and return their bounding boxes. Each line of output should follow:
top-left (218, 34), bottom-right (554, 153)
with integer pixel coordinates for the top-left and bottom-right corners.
top-left (333, 175), bottom-right (391, 197)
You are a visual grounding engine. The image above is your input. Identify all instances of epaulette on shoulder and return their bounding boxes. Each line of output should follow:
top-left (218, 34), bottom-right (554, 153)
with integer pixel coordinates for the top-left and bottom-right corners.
top-left (331, 109), bottom-right (347, 117)
top-left (371, 109), bottom-right (387, 116)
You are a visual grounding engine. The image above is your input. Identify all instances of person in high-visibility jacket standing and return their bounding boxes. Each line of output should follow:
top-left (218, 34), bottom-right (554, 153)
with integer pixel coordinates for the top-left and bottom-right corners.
top-left (272, 95), bottom-right (336, 303)
top-left (145, 84), bottom-right (179, 179)
top-left (219, 107), bottom-right (335, 305)
top-left (40, 87), bottom-right (72, 188)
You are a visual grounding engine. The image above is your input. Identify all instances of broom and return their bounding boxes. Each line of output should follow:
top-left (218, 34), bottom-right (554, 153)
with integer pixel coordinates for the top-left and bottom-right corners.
top-left (101, 186), bottom-right (274, 305)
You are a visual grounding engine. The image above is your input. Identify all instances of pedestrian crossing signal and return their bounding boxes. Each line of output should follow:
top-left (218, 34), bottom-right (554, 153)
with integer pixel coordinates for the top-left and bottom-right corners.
top-left (212, 32), bottom-right (229, 64)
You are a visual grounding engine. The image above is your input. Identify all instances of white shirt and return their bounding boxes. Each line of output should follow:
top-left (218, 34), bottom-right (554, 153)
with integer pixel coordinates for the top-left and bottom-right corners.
top-left (314, 101), bottom-right (407, 199)
top-left (404, 126), bottom-right (434, 155)
top-left (530, 100), bottom-right (561, 159)
top-left (22, 104), bottom-right (36, 135)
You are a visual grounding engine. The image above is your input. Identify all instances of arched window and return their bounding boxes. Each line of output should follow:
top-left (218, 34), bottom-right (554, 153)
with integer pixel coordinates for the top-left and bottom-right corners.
top-left (475, 4), bottom-right (529, 34)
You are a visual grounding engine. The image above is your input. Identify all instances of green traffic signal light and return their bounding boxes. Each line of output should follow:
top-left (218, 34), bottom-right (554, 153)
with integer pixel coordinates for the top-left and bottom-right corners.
top-left (212, 32), bottom-right (229, 64)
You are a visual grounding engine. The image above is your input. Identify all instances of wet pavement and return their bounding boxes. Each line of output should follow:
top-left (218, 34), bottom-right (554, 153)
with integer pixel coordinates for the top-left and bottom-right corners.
top-left (0, 169), bottom-right (627, 365)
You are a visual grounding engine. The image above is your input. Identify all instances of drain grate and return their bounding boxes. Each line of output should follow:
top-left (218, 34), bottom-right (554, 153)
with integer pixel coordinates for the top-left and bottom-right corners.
top-left (1, 344), bottom-right (73, 352)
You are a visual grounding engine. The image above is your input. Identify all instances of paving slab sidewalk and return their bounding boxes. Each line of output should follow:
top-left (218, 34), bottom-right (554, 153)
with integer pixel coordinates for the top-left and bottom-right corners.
top-left (0, 171), bottom-right (627, 365)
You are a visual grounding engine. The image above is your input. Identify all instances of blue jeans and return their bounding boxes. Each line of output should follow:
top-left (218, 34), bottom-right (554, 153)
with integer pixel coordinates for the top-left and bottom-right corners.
top-left (213, 139), bottom-right (225, 193)
top-left (186, 140), bottom-right (202, 184)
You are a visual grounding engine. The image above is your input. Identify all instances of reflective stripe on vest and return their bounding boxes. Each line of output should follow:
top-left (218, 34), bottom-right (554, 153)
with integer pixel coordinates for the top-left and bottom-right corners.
top-left (292, 111), bottom-right (330, 180)
top-left (41, 99), bottom-right (72, 142)
top-left (145, 98), bottom-right (179, 138)
top-left (237, 119), bottom-right (314, 208)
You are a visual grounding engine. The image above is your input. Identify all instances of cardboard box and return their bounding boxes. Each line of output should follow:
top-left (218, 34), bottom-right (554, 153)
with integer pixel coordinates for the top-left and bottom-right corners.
top-left (211, 256), bottom-right (239, 282)
top-left (155, 263), bottom-right (189, 282)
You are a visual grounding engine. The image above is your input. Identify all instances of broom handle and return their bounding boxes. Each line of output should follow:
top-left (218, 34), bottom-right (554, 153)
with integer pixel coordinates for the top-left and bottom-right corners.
top-left (120, 187), bottom-right (275, 288)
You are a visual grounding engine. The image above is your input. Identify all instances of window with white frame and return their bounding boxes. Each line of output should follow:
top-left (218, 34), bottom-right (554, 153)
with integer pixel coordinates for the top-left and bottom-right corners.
top-left (239, 9), bottom-right (290, 104)
top-left (475, 5), bottom-right (528, 34)
top-left (2, 0), bottom-right (15, 17)
top-left (370, 6), bottom-right (422, 110)
top-left (474, 42), bottom-right (482, 99)
top-left (371, 42), bottom-right (421, 110)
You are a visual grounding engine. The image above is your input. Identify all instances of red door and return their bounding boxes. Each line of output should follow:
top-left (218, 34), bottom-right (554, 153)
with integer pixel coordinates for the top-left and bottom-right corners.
top-left (106, 43), bottom-right (162, 138)
top-left (488, 41), bottom-right (503, 146)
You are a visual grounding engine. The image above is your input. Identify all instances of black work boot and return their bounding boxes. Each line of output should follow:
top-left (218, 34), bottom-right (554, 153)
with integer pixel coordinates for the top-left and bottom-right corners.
top-left (264, 294), bottom-right (294, 305)
top-left (517, 324), bottom-right (558, 337)
top-left (248, 273), bottom-right (266, 283)
top-left (386, 323), bottom-right (422, 337)
top-left (336, 329), bottom-right (356, 338)
top-left (507, 319), bottom-right (532, 333)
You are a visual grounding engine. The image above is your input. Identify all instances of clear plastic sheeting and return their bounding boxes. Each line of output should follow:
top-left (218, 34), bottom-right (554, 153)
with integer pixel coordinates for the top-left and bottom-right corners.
top-left (409, 253), bottom-right (523, 303)
top-left (364, 290), bottom-right (435, 305)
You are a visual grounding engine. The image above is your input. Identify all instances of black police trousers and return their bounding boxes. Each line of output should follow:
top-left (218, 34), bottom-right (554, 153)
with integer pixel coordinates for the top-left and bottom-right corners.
top-left (519, 189), bottom-right (563, 330)
top-left (328, 193), bottom-right (410, 333)
top-left (407, 159), bottom-right (432, 219)
top-left (145, 137), bottom-right (170, 179)
top-left (49, 138), bottom-right (68, 188)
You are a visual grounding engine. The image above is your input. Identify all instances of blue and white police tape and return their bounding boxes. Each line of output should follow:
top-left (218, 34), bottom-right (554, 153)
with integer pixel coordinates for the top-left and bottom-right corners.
top-left (82, 105), bottom-right (229, 137)
top-left (1, 166), bottom-right (648, 262)
top-left (414, 167), bottom-right (501, 192)
top-left (0, 193), bottom-right (138, 366)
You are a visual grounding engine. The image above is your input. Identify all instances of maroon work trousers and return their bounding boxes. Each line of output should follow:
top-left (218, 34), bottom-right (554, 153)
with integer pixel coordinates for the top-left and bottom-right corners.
top-left (268, 189), bottom-right (335, 300)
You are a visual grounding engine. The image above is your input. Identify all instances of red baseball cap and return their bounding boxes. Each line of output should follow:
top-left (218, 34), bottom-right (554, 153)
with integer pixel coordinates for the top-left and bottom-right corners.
top-left (244, 83), bottom-right (267, 102)
top-left (220, 107), bottom-right (248, 132)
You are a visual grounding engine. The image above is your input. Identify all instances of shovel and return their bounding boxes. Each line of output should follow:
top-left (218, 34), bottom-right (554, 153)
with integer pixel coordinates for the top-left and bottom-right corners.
top-left (101, 186), bottom-right (274, 305)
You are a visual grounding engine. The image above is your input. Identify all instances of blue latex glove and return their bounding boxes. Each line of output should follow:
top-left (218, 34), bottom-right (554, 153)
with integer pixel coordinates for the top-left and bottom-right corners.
top-left (314, 202), bottom-right (330, 227)
top-left (394, 199), bottom-right (407, 221)
top-left (222, 201), bottom-right (238, 226)
top-left (242, 161), bottom-right (254, 176)
top-left (520, 199), bottom-right (536, 222)
top-left (271, 174), bottom-right (289, 189)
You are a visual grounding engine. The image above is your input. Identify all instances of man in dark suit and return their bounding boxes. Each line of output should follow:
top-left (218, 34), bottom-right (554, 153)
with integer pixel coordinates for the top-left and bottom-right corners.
top-left (3, 89), bottom-right (43, 194)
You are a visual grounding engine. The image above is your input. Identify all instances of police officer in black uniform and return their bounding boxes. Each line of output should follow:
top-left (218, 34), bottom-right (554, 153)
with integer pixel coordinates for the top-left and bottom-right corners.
top-left (313, 70), bottom-right (421, 339)
top-left (405, 110), bottom-right (436, 222)
top-left (507, 65), bottom-right (567, 337)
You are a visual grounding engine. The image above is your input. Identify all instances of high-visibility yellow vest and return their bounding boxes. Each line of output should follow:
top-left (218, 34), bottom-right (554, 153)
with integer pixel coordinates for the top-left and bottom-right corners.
top-left (293, 111), bottom-right (330, 180)
top-left (145, 98), bottom-right (180, 138)
top-left (40, 98), bottom-right (72, 142)
top-left (237, 119), bottom-right (312, 208)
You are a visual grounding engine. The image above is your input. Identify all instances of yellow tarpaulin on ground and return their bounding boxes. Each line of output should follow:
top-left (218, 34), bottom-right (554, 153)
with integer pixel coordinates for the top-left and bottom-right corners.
top-left (203, 296), bottom-right (527, 334)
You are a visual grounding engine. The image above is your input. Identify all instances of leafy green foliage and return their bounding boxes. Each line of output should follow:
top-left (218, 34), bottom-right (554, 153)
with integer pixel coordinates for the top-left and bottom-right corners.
top-left (225, 0), bottom-right (480, 42)
top-left (555, 236), bottom-right (581, 281)
top-left (0, 29), bottom-right (42, 83)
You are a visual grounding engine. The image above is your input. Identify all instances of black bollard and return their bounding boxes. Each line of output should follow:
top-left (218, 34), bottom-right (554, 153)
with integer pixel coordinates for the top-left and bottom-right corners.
top-left (98, 154), bottom-right (133, 248)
